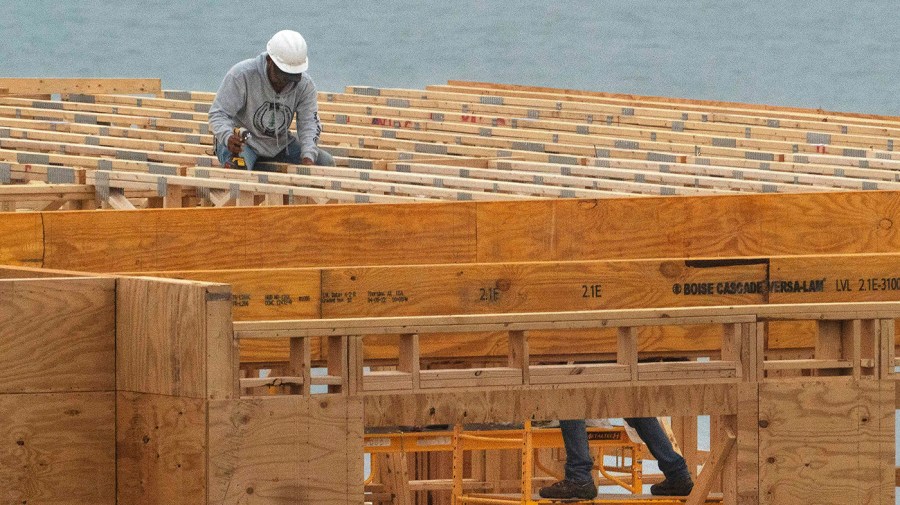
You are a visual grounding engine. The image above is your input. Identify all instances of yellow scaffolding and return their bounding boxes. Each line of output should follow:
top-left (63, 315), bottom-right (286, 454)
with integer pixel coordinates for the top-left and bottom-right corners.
top-left (364, 422), bottom-right (645, 503)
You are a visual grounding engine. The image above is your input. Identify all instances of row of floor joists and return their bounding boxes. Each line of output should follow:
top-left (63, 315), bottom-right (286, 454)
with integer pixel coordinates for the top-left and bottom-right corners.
top-left (0, 78), bottom-right (899, 211)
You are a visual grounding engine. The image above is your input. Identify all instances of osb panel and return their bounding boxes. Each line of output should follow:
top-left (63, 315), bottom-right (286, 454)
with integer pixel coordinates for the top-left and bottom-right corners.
top-left (0, 213), bottom-right (43, 267)
top-left (116, 277), bottom-right (208, 398)
top-left (858, 381), bottom-right (895, 505)
top-left (758, 379), bottom-right (895, 505)
top-left (208, 397), bottom-right (304, 504)
top-left (0, 392), bottom-right (115, 505)
top-left (0, 277), bottom-right (115, 393)
top-left (117, 391), bottom-right (206, 505)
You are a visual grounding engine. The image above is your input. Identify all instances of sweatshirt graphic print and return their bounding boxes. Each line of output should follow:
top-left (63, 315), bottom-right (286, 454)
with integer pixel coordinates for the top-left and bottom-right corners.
top-left (209, 52), bottom-right (322, 161)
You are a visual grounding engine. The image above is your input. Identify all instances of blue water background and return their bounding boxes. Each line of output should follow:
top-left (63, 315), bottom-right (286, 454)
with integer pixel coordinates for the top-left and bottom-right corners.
top-left (1, 0), bottom-right (898, 115)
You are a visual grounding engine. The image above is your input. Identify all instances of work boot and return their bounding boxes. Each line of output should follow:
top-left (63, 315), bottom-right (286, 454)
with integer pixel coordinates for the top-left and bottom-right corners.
top-left (650, 475), bottom-right (694, 496)
top-left (538, 479), bottom-right (598, 500)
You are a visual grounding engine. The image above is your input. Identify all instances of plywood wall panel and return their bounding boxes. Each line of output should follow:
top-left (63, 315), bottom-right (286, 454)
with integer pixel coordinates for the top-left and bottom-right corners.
top-left (0, 277), bottom-right (115, 393)
top-left (857, 380), bottom-right (895, 505)
top-left (116, 277), bottom-right (210, 398)
top-left (306, 395), bottom-right (365, 505)
top-left (117, 391), bottom-right (207, 505)
top-left (0, 392), bottom-right (115, 505)
top-left (758, 379), bottom-right (895, 505)
top-left (208, 396), bottom-right (363, 505)
top-left (208, 397), bottom-right (304, 505)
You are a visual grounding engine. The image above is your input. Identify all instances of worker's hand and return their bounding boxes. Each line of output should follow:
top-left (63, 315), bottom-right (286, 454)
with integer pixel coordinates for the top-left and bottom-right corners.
top-left (301, 157), bottom-right (314, 165)
top-left (226, 132), bottom-right (245, 155)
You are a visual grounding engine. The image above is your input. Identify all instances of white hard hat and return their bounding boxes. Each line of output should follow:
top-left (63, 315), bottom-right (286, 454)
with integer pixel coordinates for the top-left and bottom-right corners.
top-left (267, 30), bottom-right (309, 75)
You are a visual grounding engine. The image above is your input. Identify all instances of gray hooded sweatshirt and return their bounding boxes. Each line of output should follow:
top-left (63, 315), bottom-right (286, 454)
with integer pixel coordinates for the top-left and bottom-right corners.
top-left (208, 52), bottom-right (322, 161)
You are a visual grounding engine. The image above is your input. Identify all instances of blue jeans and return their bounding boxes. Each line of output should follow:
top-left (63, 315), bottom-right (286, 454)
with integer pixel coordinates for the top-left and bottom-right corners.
top-left (559, 418), bottom-right (690, 484)
top-left (215, 138), bottom-right (335, 171)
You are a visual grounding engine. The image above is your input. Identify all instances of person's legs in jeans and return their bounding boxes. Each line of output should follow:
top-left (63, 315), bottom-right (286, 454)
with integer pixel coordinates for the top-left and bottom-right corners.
top-left (625, 417), bottom-right (693, 495)
top-left (623, 417), bottom-right (691, 481)
top-left (538, 419), bottom-right (597, 499)
top-left (559, 419), bottom-right (594, 483)
top-left (271, 138), bottom-right (335, 167)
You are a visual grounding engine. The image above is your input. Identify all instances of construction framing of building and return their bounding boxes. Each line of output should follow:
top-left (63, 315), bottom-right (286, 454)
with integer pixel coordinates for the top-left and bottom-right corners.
top-left (1, 77), bottom-right (899, 505)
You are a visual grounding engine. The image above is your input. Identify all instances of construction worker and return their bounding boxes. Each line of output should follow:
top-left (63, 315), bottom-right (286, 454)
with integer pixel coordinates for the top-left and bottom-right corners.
top-left (539, 418), bottom-right (694, 500)
top-left (209, 30), bottom-right (335, 171)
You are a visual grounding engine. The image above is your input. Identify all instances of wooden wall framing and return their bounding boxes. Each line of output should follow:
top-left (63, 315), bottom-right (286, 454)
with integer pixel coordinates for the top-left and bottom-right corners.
top-left (0, 275), bottom-right (897, 505)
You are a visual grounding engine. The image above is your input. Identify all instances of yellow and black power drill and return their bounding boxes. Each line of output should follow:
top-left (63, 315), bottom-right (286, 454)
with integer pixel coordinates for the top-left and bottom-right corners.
top-left (230, 127), bottom-right (250, 169)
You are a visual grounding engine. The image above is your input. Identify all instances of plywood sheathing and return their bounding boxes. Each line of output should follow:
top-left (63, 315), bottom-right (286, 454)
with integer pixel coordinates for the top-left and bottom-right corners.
top-left (0, 277), bottom-right (117, 503)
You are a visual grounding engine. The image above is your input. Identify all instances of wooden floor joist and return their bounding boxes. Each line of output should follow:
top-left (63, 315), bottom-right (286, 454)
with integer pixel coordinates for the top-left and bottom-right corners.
top-left (352, 85), bottom-right (900, 145)
top-left (0, 77), bottom-right (162, 96)
top-left (317, 96), bottom-right (892, 154)
top-left (439, 81), bottom-right (900, 133)
top-left (1, 78), bottom-right (898, 212)
top-left (447, 80), bottom-right (900, 127)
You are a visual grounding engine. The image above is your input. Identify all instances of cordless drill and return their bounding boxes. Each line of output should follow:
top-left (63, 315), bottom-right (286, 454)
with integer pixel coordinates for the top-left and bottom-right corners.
top-left (230, 127), bottom-right (250, 169)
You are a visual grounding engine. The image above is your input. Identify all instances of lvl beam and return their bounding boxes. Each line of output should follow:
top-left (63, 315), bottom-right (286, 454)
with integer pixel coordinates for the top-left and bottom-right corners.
top-left (0, 190), bottom-right (895, 272)
top-left (473, 191), bottom-right (900, 262)
top-left (0, 277), bottom-right (116, 393)
top-left (355, 85), bottom-right (900, 144)
top-left (0, 212), bottom-right (43, 266)
top-left (38, 202), bottom-right (477, 271)
top-left (146, 253), bottom-right (900, 364)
